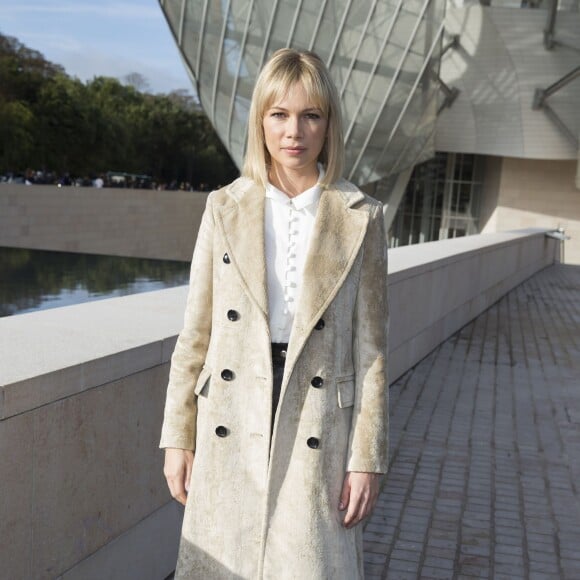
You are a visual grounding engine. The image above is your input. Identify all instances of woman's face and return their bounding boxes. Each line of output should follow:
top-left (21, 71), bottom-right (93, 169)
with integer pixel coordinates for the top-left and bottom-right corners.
top-left (263, 82), bottom-right (328, 179)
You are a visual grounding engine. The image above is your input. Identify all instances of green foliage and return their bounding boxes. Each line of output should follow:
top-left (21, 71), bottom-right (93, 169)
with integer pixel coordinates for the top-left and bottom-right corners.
top-left (0, 32), bottom-right (238, 188)
top-left (0, 100), bottom-right (35, 168)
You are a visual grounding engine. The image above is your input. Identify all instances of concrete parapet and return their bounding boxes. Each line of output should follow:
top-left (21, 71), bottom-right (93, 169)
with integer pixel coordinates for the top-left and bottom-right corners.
top-left (0, 229), bottom-right (557, 578)
top-left (0, 289), bottom-right (188, 579)
top-left (388, 228), bottom-right (557, 382)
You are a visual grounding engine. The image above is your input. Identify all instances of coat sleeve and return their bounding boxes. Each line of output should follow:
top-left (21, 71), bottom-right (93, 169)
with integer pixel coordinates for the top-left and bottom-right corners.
top-left (159, 195), bottom-right (214, 451)
top-left (347, 202), bottom-right (389, 474)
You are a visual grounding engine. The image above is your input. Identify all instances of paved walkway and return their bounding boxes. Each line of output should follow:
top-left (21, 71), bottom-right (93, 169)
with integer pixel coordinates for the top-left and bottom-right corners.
top-left (363, 263), bottom-right (580, 580)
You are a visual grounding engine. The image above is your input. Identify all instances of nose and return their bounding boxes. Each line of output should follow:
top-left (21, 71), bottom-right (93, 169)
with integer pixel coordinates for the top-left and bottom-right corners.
top-left (285, 115), bottom-right (302, 139)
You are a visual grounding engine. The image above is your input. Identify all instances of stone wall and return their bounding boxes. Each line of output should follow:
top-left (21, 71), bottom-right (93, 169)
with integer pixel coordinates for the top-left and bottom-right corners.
top-left (0, 185), bottom-right (209, 261)
top-left (0, 289), bottom-right (186, 579)
top-left (480, 158), bottom-right (580, 265)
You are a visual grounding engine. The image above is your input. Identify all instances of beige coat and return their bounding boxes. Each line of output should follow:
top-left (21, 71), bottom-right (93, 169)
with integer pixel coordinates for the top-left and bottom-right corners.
top-left (160, 176), bottom-right (389, 579)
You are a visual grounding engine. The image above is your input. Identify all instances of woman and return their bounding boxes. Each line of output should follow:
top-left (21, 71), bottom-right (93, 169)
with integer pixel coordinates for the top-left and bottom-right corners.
top-left (160, 48), bottom-right (389, 579)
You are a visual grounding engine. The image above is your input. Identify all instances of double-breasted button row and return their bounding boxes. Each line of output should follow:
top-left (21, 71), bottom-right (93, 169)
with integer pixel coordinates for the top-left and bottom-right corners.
top-left (216, 427), bottom-right (319, 448)
top-left (308, 367), bottom-right (323, 448)
top-left (221, 369), bottom-right (234, 381)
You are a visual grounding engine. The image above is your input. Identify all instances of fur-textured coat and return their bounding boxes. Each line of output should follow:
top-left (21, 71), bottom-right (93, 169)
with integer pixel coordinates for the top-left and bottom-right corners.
top-left (160, 176), bottom-right (389, 579)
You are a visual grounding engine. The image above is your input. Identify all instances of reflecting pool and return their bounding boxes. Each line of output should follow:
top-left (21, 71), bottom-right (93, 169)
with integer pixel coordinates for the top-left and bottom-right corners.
top-left (0, 247), bottom-right (190, 317)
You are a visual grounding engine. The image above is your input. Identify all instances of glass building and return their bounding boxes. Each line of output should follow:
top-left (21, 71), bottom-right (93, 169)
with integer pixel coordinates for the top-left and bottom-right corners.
top-left (159, 0), bottom-right (448, 185)
top-left (159, 0), bottom-right (580, 259)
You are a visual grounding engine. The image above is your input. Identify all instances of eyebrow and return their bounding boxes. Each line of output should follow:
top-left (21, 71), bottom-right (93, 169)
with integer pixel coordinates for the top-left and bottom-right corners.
top-left (268, 106), bottom-right (323, 113)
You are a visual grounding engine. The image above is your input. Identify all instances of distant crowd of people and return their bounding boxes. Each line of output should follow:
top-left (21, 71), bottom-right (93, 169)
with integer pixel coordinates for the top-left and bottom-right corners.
top-left (0, 169), bottom-right (215, 192)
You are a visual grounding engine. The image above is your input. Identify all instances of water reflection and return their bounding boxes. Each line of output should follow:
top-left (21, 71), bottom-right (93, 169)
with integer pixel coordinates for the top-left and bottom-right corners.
top-left (0, 247), bottom-right (190, 317)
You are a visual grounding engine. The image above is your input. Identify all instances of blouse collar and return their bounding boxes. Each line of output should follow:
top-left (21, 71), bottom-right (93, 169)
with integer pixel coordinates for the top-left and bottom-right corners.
top-left (266, 165), bottom-right (325, 211)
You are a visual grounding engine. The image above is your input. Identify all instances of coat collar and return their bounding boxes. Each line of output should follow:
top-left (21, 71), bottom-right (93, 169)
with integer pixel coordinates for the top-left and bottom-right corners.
top-left (214, 177), bottom-right (370, 357)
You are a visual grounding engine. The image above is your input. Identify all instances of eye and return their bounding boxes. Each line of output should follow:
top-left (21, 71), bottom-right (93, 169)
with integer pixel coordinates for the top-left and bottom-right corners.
top-left (305, 112), bottom-right (322, 120)
top-left (269, 111), bottom-right (286, 118)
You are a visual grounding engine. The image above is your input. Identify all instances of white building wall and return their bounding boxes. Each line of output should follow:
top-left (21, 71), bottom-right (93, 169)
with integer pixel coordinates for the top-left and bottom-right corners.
top-left (480, 158), bottom-right (580, 264)
top-left (436, 5), bottom-right (580, 160)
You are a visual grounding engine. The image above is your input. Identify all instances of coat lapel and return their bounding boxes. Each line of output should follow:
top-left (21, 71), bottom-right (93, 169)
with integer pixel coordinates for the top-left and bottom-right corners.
top-left (286, 185), bottom-right (369, 364)
top-left (214, 180), bottom-right (269, 320)
top-left (214, 179), bottom-right (370, 365)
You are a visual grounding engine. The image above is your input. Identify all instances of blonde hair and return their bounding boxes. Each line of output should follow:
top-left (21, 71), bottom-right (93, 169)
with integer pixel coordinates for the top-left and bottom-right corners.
top-left (242, 48), bottom-right (344, 189)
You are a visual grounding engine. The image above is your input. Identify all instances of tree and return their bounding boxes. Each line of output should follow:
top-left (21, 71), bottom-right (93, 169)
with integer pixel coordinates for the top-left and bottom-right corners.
top-left (0, 33), bottom-right (63, 103)
top-left (123, 72), bottom-right (150, 93)
top-left (0, 100), bottom-right (34, 171)
top-left (35, 75), bottom-right (97, 174)
top-left (0, 31), bottom-right (238, 187)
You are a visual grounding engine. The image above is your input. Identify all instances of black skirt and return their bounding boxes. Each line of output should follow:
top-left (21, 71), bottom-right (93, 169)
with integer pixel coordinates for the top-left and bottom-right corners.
top-left (270, 342), bottom-right (288, 431)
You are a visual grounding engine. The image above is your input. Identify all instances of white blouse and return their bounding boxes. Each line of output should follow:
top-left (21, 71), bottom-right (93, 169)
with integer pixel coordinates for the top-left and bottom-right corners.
top-left (264, 168), bottom-right (324, 343)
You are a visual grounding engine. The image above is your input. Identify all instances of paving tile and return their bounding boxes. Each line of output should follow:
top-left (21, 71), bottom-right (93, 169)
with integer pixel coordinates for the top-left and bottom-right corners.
top-left (390, 548), bottom-right (422, 563)
top-left (363, 541), bottom-right (390, 555)
top-left (528, 573), bottom-right (560, 580)
top-left (426, 537), bottom-right (458, 550)
top-left (363, 552), bottom-right (387, 565)
top-left (420, 566), bottom-right (456, 579)
top-left (385, 570), bottom-right (417, 580)
top-left (425, 546), bottom-right (455, 560)
top-left (422, 556), bottom-right (454, 570)
top-left (528, 561), bottom-right (560, 575)
top-left (529, 552), bottom-right (559, 565)
top-left (494, 544), bottom-right (524, 556)
top-left (387, 558), bottom-right (419, 574)
top-left (458, 564), bottom-right (490, 577)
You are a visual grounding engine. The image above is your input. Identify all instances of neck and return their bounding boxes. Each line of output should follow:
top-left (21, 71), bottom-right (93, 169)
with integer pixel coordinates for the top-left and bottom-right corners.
top-left (268, 165), bottom-right (319, 198)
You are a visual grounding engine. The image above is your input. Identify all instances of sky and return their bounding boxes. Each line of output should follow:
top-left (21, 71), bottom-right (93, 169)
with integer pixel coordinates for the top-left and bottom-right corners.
top-left (0, 0), bottom-right (193, 94)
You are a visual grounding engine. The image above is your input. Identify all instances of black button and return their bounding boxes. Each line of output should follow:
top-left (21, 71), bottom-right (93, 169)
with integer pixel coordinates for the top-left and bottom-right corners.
top-left (223, 253), bottom-right (230, 264)
top-left (227, 309), bottom-right (239, 321)
top-left (221, 369), bottom-right (234, 381)
top-left (215, 426), bottom-right (228, 437)
top-left (307, 437), bottom-right (320, 449)
top-left (315, 319), bottom-right (325, 330)
top-left (311, 376), bottom-right (324, 388)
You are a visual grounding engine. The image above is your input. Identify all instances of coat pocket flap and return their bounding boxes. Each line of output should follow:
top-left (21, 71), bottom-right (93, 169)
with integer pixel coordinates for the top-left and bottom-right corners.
top-left (337, 375), bottom-right (355, 408)
top-left (194, 366), bottom-right (211, 396)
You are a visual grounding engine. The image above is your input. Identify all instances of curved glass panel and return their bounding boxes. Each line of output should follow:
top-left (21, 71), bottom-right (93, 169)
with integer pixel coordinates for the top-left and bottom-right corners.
top-left (159, 0), bottom-right (446, 185)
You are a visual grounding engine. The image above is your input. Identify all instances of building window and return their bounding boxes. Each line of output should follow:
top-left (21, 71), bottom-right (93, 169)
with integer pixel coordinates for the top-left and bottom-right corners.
top-left (389, 152), bottom-right (482, 247)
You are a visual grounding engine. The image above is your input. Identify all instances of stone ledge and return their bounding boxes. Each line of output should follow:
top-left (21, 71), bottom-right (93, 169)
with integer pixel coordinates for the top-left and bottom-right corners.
top-left (0, 287), bottom-right (188, 419)
top-left (388, 228), bottom-right (553, 282)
